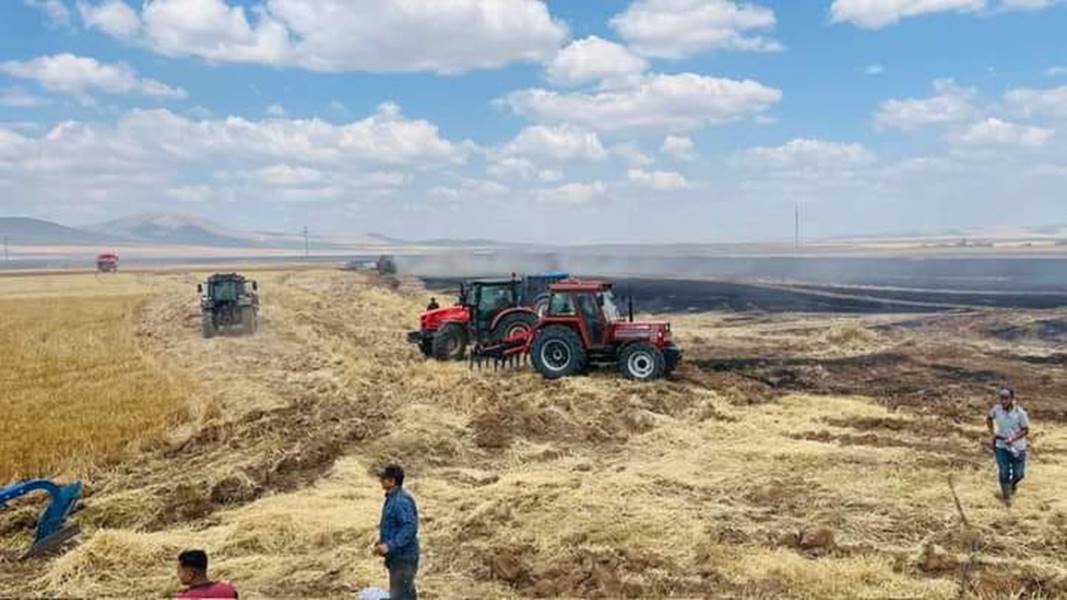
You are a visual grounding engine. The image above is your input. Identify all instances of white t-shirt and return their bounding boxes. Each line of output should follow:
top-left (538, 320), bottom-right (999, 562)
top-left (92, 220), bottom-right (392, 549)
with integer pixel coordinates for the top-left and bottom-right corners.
top-left (988, 404), bottom-right (1030, 452)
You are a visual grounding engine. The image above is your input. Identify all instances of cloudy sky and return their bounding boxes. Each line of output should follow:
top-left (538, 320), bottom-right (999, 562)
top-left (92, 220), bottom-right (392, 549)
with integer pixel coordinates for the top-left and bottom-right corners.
top-left (1, 0), bottom-right (1065, 243)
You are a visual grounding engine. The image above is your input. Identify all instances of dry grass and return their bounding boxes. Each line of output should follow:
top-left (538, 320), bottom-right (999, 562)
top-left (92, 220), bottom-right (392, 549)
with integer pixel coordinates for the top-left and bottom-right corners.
top-left (0, 274), bottom-right (194, 482)
top-left (2, 269), bottom-right (1066, 598)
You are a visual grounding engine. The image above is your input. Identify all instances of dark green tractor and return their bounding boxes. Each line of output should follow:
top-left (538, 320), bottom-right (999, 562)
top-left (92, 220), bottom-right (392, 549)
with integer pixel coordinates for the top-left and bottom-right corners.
top-left (198, 273), bottom-right (259, 338)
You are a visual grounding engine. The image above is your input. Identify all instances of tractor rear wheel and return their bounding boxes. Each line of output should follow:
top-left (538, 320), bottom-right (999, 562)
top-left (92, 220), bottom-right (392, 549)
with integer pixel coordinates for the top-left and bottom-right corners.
top-left (202, 313), bottom-right (215, 338)
top-left (432, 323), bottom-right (468, 361)
top-left (531, 326), bottom-right (586, 380)
top-left (619, 342), bottom-right (666, 382)
top-left (240, 307), bottom-right (257, 335)
top-left (492, 312), bottom-right (538, 342)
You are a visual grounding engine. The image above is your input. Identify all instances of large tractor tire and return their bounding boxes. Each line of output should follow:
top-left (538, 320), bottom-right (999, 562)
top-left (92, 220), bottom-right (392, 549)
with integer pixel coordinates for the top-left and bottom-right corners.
top-left (531, 325), bottom-right (587, 380)
top-left (202, 313), bottom-right (216, 339)
top-left (492, 312), bottom-right (538, 342)
top-left (432, 323), bottom-right (469, 361)
top-left (240, 307), bottom-right (257, 335)
top-left (619, 342), bottom-right (666, 382)
top-left (533, 293), bottom-right (550, 317)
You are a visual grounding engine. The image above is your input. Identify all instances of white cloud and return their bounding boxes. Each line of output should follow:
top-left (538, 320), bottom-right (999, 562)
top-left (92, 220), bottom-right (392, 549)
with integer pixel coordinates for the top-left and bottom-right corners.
top-left (1046, 66), bottom-right (1067, 78)
top-left (77, 0), bottom-right (142, 38)
top-left (734, 139), bottom-right (877, 170)
top-left (611, 0), bottom-right (780, 58)
top-left (487, 156), bottom-right (536, 181)
top-left (265, 103), bottom-right (287, 117)
top-left (251, 164), bottom-right (325, 186)
top-left (166, 185), bottom-right (212, 203)
top-left (538, 169), bottom-right (563, 182)
top-left (0, 87), bottom-right (51, 108)
top-left (1005, 84), bottom-right (1067, 119)
top-left (501, 125), bottom-right (608, 162)
top-left (24, 0), bottom-right (72, 29)
top-left (875, 79), bottom-right (975, 131)
top-left (627, 168), bottom-right (690, 190)
top-left (534, 181), bottom-right (608, 205)
top-left (950, 118), bottom-right (1053, 147)
top-left (505, 73), bottom-right (781, 133)
top-left (831, 0), bottom-right (1062, 29)
top-left (115, 103), bottom-right (465, 166)
top-left (661, 135), bottom-right (697, 160)
top-left (612, 142), bottom-right (655, 167)
top-left (0, 54), bottom-right (186, 100)
top-left (115, 0), bottom-right (568, 74)
top-left (546, 36), bottom-right (647, 87)
top-left (865, 63), bottom-right (885, 75)
top-left (832, 0), bottom-right (983, 28)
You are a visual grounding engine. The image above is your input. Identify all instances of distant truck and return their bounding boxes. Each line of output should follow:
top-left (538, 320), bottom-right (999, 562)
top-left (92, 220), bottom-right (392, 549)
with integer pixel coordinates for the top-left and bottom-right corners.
top-left (96, 253), bottom-right (118, 273)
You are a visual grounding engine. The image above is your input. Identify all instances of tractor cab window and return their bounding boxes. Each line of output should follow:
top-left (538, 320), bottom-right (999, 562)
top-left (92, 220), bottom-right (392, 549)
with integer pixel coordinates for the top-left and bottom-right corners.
top-left (548, 292), bottom-right (576, 316)
top-left (576, 293), bottom-right (604, 344)
top-left (211, 280), bottom-right (240, 301)
top-left (599, 291), bottom-right (621, 322)
top-left (478, 285), bottom-right (513, 315)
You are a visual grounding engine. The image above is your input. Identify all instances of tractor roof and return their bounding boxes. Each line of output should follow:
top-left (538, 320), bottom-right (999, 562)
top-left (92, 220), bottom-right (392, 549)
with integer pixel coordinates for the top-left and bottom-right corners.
top-left (97, 253), bottom-right (117, 259)
top-left (208, 272), bottom-right (246, 281)
top-left (549, 279), bottom-right (612, 292)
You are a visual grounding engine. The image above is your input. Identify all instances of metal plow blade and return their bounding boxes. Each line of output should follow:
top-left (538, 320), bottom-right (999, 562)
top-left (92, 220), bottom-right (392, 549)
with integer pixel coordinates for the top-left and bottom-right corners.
top-left (469, 339), bottom-right (530, 372)
top-left (1, 479), bottom-right (83, 560)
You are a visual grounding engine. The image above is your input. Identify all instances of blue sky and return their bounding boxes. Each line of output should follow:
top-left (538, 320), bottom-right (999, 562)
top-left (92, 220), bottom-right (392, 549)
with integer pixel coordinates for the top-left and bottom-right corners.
top-left (1, 0), bottom-right (1065, 243)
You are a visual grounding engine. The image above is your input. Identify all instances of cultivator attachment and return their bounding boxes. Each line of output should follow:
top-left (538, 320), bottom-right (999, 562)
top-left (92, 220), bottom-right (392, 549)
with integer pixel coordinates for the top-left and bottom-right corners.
top-left (0, 479), bottom-right (83, 559)
top-left (469, 333), bottom-right (532, 371)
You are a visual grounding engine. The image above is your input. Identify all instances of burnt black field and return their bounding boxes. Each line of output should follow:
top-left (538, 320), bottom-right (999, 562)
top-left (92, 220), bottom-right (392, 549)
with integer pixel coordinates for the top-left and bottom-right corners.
top-left (421, 277), bottom-right (1067, 314)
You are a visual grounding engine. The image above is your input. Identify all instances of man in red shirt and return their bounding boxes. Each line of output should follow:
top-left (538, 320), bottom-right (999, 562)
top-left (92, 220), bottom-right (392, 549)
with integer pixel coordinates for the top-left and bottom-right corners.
top-left (176, 550), bottom-right (238, 599)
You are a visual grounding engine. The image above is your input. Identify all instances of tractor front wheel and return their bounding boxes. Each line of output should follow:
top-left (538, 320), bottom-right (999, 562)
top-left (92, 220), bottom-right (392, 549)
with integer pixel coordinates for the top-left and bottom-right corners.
top-left (432, 323), bottom-right (468, 361)
top-left (492, 312), bottom-right (538, 342)
top-left (531, 326), bottom-right (586, 380)
top-left (619, 342), bottom-right (666, 382)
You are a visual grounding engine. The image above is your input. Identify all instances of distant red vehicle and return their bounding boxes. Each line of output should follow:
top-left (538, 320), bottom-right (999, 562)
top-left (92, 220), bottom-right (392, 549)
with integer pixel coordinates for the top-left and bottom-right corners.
top-left (96, 253), bottom-right (118, 273)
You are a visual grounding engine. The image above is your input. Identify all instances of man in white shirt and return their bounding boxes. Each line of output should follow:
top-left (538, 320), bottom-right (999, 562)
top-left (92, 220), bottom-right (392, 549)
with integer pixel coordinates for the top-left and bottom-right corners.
top-left (986, 388), bottom-right (1030, 505)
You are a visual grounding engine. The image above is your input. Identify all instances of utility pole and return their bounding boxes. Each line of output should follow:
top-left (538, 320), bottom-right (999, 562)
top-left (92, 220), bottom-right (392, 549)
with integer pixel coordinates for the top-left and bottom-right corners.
top-left (303, 226), bottom-right (309, 260)
top-left (794, 201), bottom-right (800, 250)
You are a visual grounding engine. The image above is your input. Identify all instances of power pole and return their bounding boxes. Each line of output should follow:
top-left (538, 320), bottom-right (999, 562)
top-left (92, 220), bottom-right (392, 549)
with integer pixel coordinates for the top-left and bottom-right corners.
top-left (794, 201), bottom-right (800, 250)
top-left (303, 226), bottom-right (309, 260)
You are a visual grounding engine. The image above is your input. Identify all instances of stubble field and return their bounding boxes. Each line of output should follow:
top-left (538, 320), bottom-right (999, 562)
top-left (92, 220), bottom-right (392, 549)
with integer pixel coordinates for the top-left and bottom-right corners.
top-left (1, 268), bottom-right (1066, 598)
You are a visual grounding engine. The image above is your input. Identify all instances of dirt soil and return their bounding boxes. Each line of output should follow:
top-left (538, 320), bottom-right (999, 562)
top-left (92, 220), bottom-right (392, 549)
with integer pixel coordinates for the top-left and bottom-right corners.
top-left (2, 270), bottom-right (1067, 598)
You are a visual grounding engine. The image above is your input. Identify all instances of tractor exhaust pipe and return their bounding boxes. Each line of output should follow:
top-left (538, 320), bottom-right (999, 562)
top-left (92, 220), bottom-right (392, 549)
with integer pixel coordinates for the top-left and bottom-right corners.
top-left (628, 294), bottom-right (634, 323)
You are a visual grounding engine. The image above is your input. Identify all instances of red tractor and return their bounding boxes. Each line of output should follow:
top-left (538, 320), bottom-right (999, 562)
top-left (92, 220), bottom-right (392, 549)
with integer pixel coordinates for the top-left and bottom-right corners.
top-left (475, 279), bottom-right (682, 382)
top-left (96, 253), bottom-right (118, 273)
top-left (407, 273), bottom-right (569, 361)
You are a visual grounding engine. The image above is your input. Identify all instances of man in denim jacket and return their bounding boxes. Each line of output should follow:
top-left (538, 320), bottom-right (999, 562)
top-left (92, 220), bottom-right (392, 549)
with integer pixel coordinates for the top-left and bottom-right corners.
top-left (374, 464), bottom-right (420, 599)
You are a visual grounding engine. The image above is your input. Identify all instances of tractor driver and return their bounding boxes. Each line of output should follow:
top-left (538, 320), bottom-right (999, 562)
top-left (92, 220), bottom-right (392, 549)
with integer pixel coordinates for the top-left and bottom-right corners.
top-left (426, 297), bottom-right (439, 311)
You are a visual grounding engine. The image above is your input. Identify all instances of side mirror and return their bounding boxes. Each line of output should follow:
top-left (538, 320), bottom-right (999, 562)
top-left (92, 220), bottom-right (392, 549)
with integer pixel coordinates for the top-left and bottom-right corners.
top-left (197, 284), bottom-right (203, 294)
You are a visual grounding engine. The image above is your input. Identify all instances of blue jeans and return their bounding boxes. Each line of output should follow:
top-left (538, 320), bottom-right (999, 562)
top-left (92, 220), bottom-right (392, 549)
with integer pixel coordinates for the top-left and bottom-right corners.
top-left (388, 560), bottom-right (418, 600)
top-left (995, 448), bottom-right (1026, 496)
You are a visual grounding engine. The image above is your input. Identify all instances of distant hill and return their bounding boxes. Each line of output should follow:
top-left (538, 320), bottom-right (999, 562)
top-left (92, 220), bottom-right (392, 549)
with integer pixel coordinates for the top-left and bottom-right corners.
top-left (0, 217), bottom-right (118, 245)
top-left (86, 213), bottom-right (261, 248)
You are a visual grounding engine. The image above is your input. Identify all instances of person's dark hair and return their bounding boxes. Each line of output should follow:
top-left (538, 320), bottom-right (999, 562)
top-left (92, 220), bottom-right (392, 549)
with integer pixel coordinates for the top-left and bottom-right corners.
top-left (178, 550), bottom-right (208, 573)
top-left (999, 387), bottom-right (1015, 399)
top-left (379, 464), bottom-right (405, 487)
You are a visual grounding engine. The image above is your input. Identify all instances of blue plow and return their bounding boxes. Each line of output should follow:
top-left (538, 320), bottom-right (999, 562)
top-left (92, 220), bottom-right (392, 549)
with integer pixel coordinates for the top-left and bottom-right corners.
top-left (0, 479), bottom-right (83, 559)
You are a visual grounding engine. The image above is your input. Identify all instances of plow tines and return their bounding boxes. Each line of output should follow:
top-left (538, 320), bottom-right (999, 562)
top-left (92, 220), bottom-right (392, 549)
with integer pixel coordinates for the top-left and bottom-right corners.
top-left (470, 338), bottom-right (530, 371)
